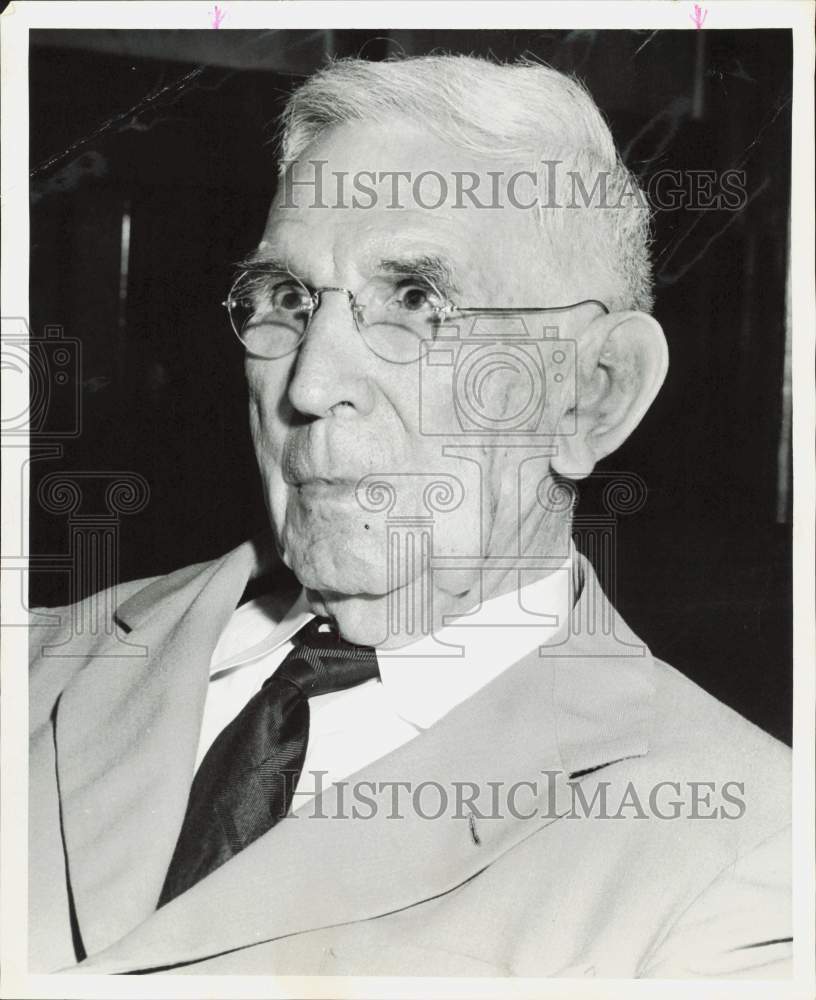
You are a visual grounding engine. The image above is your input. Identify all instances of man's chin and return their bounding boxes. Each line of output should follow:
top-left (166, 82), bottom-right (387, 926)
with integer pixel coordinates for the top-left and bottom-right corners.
top-left (308, 590), bottom-right (401, 647)
top-left (280, 539), bottom-right (389, 597)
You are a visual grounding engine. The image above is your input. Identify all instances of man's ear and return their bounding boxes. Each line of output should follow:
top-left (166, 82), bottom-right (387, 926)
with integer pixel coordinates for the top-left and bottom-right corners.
top-left (551, 311), bottom-right (668, 480)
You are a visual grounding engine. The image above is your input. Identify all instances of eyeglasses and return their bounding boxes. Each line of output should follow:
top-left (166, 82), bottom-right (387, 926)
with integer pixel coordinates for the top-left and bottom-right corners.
top-left (223, 268), bottom-right (609, 364)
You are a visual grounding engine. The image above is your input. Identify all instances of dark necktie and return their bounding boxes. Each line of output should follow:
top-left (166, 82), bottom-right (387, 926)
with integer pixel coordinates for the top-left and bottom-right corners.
top-left (158, 616), bottom-right (379, 907)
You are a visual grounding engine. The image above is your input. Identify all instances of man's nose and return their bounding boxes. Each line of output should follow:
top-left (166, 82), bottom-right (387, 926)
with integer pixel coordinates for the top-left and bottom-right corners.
top-left (286, 292), bottom-right (376, 419)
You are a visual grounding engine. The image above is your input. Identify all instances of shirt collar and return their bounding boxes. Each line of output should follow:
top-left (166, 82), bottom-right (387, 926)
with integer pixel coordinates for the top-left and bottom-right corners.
top-left (210, 553), bottom-right (572, 730)
top-left (209, 588), bottom-right (312, 679)
top-left (377, 555), bottom-right (572, 729)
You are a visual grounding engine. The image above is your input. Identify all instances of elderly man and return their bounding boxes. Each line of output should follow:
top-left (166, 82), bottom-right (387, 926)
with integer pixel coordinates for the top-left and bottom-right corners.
top-left (29, 55), bottom-right (790, 978)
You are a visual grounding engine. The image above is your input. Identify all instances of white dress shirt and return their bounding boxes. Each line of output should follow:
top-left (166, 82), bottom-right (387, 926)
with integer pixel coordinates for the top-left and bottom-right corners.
top-left (196, 557), bottom-right (572, 809)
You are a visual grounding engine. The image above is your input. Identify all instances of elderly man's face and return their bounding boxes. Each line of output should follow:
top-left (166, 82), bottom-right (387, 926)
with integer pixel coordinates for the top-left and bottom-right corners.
top-left (246, 123), bottom-right (584, 641)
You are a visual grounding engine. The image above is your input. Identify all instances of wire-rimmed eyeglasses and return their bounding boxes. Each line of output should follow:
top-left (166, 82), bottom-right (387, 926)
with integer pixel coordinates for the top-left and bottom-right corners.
top-left (222, 268), bottom-right (609, 364)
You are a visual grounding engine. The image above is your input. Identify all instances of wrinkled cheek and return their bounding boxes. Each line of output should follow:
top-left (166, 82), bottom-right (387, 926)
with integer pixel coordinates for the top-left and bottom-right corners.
top-left (248, 383), bottom-right (282, 453)
top-left (246, 362), bottom-right (292, 449)
top-left (279, 497), bottom-right (390, 593)
top-left (247, 379), bottom-right (289, 514)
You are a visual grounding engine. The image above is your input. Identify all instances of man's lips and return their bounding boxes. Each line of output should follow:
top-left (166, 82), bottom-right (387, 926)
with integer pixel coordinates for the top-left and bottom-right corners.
top-left (282, 449), bottom-right (372, 489)
top-left (284, 474), bottom-right (359, 488)
top-left (282, 427), bottom-right (380, 488)
top-left (288, 480), bottom-right (363, 510)
top-left (292, 480), bottom-right (356, 493)
top-left (282, 443), bottom-right (359, 487)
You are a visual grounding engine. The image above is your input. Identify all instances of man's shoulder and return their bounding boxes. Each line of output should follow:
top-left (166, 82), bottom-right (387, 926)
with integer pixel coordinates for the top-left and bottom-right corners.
top-left (549, 655), bottom-right (791, 918)
top-left (566, 651), bottom-right (789, 814)
top-left (28, 558), bottom-right (212, 648)
top-left (650, 656), bottom-right (790, 777)
top-left (625, 655), bottom-right (791, 843)
top-left (27, 542), bottom-right (284, 735)
top-left (27, 557), bottom-right (215, 733)
top-left (28, 536), bottom-right (284, 651)
top-left (543, 656), bottom-right (792, 977)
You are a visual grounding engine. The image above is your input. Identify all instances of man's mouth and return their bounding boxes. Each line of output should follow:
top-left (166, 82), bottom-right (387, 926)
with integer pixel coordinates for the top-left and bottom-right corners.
top-left (283, 447), bottom-right (372, 491)
top-left (287, 478), bottom-right (361, 503)
top-left (287, 479), bottom-right (368, 516)
top-left (292, 477), bottom-right (354, 490)
top-left (282, 434), bottom-right (366, 488)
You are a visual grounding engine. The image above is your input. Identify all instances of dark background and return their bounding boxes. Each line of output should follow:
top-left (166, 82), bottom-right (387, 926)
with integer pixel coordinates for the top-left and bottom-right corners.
top-left (28, 29), bottom-right (792, 743)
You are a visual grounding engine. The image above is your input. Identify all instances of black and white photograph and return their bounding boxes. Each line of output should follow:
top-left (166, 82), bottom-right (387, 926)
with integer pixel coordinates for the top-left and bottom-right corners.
top-left (1, 2), bottom-right (814, 996)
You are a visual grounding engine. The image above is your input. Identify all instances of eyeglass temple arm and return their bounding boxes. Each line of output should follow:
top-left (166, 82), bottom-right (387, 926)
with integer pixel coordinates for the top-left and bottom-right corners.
top-left (445, 299), bottom-right (610, 316)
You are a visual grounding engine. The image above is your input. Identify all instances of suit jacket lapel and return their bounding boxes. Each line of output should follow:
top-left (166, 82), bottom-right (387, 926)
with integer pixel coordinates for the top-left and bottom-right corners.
top-left (53, 540), bottom-right (268, 957)
top-left (67, 550), bottom-right (655, 974)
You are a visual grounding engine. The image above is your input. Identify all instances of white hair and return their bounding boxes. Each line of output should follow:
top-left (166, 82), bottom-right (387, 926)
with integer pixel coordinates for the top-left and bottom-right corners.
top-left (278, 54), bottom-right (654, 313)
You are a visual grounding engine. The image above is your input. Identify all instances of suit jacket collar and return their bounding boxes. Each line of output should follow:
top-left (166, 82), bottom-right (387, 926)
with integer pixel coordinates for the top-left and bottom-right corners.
top-left (55, 539), bottom-right (654, 972)
top-left (112, 534), bottom-right (284, 634)
top-left (54, 542), bottom-right (263, 960)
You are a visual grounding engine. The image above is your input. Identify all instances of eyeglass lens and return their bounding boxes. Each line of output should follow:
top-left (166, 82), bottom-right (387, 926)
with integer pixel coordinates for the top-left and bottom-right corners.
top-left (227, 270), bottom-right (446, 363)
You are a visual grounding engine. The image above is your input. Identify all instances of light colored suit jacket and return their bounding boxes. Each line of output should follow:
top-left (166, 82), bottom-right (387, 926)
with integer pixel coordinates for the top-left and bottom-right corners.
top-left (29, 539), bottom-right (792, 977)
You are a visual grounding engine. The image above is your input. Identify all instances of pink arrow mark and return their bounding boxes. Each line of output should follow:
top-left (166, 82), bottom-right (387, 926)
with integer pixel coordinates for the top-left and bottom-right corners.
top-left (690, 4), bottom-right (708, 29)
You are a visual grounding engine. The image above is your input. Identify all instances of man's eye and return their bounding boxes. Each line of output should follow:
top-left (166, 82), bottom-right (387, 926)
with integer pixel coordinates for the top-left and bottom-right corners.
top-left (394, 282), bottom-right (438, 312)
top-left (271, 283), bottom-right (309, 312)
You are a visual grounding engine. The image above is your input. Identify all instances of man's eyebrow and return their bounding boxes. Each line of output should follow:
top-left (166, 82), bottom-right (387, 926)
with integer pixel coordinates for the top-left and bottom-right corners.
top-left (378, 255), bottom-right (459, 296)
top-left (233, 252), bottom-right (460, 294)
top-left (234, 252), bottom-right (290, 273)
